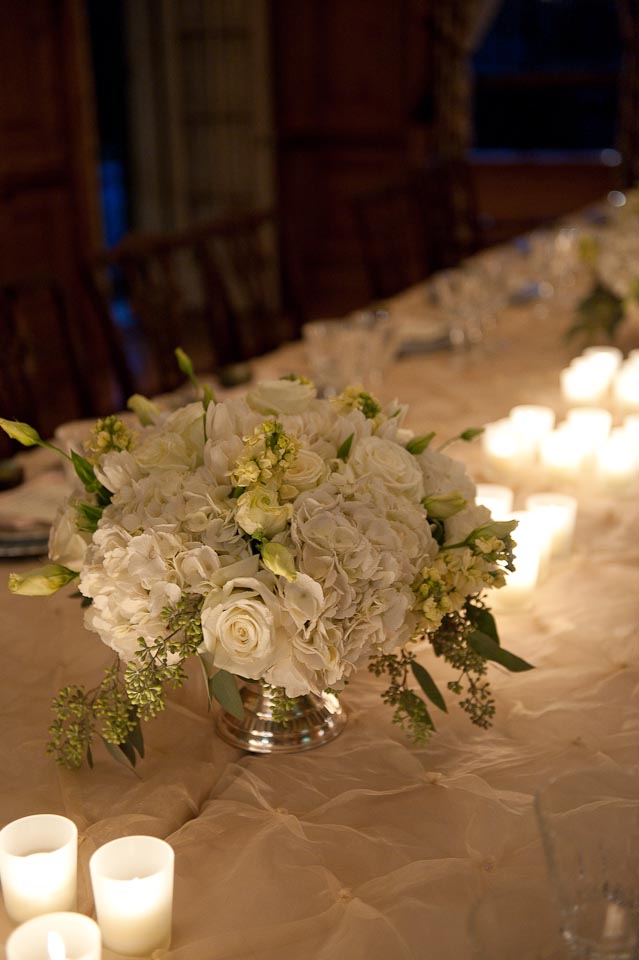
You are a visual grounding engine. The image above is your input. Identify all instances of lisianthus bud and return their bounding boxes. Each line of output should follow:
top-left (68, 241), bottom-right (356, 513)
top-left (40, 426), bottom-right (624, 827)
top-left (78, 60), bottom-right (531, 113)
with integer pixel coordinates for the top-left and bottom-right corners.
top-left (261, 541), bottom-right (297, 581)
top-left (127, 394), bottom-right (160, 426)
top-left (8, 563), bottom-right (78, 596)
top-left (0, 418), bottom-right (41, 446)
top-left (422, 492), bottom-right (467, 520)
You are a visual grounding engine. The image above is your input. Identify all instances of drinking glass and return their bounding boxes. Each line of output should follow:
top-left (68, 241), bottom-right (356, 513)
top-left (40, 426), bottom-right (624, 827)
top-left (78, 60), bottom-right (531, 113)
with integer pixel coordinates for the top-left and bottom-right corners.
top-left (535, 765), bottom-right (639, 960)
top-left (469, 886), bottom-right (566, 960)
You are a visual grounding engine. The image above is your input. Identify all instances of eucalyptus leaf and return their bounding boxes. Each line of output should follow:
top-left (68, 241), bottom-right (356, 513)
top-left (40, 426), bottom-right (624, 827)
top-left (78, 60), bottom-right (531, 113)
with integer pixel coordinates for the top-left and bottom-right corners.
top-left (410, 660), bottom-right (448, 713)
top-left (127, 717), bottom-right (145, 759)
top-left (86, 745), bottom-right (94, 770)
top-left (337, 433), bottom-right (354, 462)
top-left (209, 670), bottom-right (244, 720)
top-left (468, 630), bottom-right (534, 672)
top-left (197, 655), bottom-right (213, 708)
top-left (467, 605), bottom-right (499, 644)
top-left (102, 737), bottom-right (137, 770)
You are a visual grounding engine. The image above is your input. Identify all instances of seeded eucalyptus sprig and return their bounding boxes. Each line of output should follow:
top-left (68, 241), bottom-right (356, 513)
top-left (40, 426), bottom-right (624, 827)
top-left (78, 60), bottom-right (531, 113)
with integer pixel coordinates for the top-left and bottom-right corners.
top-left (369, 597), bottom-right (533, 744)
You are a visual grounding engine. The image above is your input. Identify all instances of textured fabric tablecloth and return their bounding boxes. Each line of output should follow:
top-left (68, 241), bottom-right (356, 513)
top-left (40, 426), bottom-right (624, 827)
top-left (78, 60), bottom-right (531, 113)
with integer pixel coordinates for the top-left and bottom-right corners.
top-left (0, 277), bottom-right (638, 959)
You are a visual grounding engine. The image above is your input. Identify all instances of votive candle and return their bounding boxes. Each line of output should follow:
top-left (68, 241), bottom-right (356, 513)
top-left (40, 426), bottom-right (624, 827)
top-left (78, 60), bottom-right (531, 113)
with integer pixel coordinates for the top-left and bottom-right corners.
top-left (5, 912), bottom-right (101, 960)
top-left (565, 407), bottom-right (612, 460)
top-left (525, 493), bottom-right (578, 558)
top-left (89, 835), bottom-right (174, 957)
top-left (0, 815), bottom-right (77, 923)
top-left (475, 484), bottom-right (514, 519)
top-left (492, 511), bottom-right (544, 610)
top-left (539, 427), bottom-right (585, 482)
top-left (614, 365), bottom-right (639, 410)
top-left (560, 360), bottom-right (609, 405)
top-left (509, 405), bottom-right (555, 454)
top-left (482, 419), bottom-right (536, 480)
top-left (595, 428), bottom-right (639, 491)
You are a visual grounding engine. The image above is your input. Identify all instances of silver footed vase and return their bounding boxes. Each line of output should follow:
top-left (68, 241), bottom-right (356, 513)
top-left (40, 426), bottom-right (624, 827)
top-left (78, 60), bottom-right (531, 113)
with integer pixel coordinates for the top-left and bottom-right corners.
top-left (215, 681), bottom-right (347, 754)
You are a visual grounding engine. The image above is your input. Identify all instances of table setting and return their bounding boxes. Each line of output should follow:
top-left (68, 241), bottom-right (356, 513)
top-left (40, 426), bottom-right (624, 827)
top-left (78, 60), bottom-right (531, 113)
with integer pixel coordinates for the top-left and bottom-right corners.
top-left (0, 200), bottom-right (637, 960)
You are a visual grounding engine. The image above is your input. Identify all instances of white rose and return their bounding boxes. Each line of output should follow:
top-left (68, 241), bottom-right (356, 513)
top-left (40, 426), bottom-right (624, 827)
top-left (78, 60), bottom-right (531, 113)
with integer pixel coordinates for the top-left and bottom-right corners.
top-left (247, 379), bottom-right (316, 415)
top-left (417, 447), bottom-right (475, 500)
top-left (94, 450), bottom-right (142, 492)
top-left (346, 436), bottom-right (424, 500)
top-left (48, 501), bottom-right (92, 573)
top-left (200, 575), bottom-right (288, 679)
top-left (235, 484), bottom-right (292, 538)
top-left (135, 402), bottom-right (205, 471)
top-left (280, 449), bottom-right (327, 499)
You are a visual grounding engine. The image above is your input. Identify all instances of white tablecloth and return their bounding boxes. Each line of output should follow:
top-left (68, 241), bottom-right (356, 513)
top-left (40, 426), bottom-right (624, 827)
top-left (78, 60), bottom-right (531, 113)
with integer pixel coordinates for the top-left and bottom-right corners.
top-left (0, 268), bottom-right (638, 959)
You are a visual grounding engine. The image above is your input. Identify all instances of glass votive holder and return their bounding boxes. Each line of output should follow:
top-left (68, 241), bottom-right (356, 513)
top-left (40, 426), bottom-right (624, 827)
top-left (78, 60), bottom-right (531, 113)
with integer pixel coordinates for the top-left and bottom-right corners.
top-left (614, 366), bottom-right (639, 411)
top-left (539, 427), bottom-right (585, 484)
top-left (560, 361), bottom-right (609, 406)
top-left (89, 835), bottom-right (174, 957)
top-left (535, 765), bottom-right (639, 960)
top-left (565, 408), bottom-right (612, 454)
top-left (475, 483), bottom-right (514, 519)
top-left (5, 912), bottom-right (101, 960)
top-left (525, 493), bottom-right (578, 558)
top-left (481, 419), bottom-right (536, 482)
top-left (509, 404), bottom-right (556, 454)
top-left (0, 815), bottom-right (77, 923)
top-left (491, 511), bottom-right (544, 610)
top-left (594, 429), bottom-right (639, 492)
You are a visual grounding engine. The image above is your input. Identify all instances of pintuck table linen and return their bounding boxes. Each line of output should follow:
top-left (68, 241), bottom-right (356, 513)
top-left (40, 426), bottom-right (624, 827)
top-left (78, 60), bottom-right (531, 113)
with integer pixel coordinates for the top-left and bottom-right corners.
top-left (0, 262), bottom-right (637, 960)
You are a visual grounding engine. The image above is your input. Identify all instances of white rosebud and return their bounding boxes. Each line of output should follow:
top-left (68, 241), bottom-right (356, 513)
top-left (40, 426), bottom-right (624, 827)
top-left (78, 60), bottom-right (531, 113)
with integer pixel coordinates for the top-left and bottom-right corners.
top-left (235, 484), bottom-right (292, 538)
top-left (261, 542), bottom-right (297, 581)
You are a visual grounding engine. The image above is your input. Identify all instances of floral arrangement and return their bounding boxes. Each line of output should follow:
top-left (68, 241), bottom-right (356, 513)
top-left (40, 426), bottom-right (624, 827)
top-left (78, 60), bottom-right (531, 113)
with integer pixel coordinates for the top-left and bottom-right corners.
top-left (568, 190), bottom-right (639, 343)
top-left (1, 355), bottom-right (530, 769)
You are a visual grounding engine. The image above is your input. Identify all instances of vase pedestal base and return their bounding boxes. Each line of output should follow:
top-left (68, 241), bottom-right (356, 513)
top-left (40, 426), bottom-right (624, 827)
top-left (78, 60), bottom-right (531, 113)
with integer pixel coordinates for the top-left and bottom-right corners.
top-left (216, 682), bottom-right (347, 754)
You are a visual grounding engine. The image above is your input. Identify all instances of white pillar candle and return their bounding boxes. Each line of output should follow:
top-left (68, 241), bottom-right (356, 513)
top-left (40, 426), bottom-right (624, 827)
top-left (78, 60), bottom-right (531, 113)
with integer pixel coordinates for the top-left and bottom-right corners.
top-left (525, 493), bottom-right (578, 557)
top-left (509, 405), bottom-right (555, 453)
top-left (5, 912), bottom-right (101, 960)
top-left (475, 484), bottom-right (514, 519)
top-left (614, 365), bottom-right (639, 410)
top-left (89, 835), bottom-right (174, 957)
top-left (0, 815), bottom-right (77, 923)
top-left (595, 428), bottom-right (639, 491)
top-left (492, 511), bottom-right (544, 610)
top-left (481, 419), bottom-right (536, 480)
top-left (539, 427), bottom-right (586, 482)
top-left (560, 359), bottom-right (610, 405)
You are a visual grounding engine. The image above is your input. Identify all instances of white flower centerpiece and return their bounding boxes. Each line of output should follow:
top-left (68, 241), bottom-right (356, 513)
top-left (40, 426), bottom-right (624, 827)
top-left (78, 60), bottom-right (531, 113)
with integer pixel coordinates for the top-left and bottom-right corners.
top-left (2, 354), bottom-right (529, 769)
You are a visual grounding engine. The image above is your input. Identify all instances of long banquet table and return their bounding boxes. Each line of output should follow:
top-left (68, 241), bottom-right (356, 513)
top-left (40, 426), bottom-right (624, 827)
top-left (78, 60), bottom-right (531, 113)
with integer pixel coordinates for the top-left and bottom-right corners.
top-left (1, 246), bottom-right (638, 959)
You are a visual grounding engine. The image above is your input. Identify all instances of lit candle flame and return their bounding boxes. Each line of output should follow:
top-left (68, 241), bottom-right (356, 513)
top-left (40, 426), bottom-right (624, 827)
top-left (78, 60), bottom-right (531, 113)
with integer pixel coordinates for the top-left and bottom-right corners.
top-left (47, 930), bottom-right (66, 960)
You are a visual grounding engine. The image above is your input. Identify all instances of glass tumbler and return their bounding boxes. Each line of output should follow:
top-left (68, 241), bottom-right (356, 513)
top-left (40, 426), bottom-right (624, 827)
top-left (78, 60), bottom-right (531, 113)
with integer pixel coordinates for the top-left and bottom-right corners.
top-left (535, 765), bottom-right (639, 960)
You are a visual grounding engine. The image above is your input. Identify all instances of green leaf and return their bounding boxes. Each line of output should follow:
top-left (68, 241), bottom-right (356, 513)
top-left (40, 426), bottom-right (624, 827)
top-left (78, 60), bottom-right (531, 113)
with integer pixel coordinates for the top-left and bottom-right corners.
top-left (117, 739), bottom-right (138, 767)
top-left (337, 433), bottom-right (354, 461)
top-left (197, 655), bottom-right (212, 708)
top-left (74, 502), bottom-right (103, 533)
top-left (467, 605), bottom-right (499, 644)
top-left (468, 630), bottom-right (534, 673)
top-left (406, 433), bottom-right (435, 455)
top-left (231, 486), bottom-right (244, 499)
top-left (102, 737), bottom-right (137, 769)
top-left (86, 745), bottom-right (94, 769)
top-left (71, 450), bottom-right (97, 489)
top-left (127, 717), bottom-right (145, 759)
top-left (410, 660), bottom-right (448, 713)
top-left (209, 670), bottom-right (244, 720)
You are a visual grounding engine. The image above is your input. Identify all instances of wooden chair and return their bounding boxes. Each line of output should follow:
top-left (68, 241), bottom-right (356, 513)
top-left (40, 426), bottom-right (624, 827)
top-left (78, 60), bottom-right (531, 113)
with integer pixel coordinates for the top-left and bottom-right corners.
top-left (0, 275), bottom-right (95, 455)
top-left (352, 171), bottom-right (433, 301)
top-left (352, 159), bottom-right (483, 300)
top-left (190, 209), bottom-right (299, 363)
top-left (87, 232), bottom-right (211, 398)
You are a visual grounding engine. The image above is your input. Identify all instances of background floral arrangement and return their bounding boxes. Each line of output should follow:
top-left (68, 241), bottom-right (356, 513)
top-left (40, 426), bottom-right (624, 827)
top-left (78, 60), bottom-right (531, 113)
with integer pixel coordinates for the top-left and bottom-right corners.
top-left (568, 187), bottom-right (639, 343)
top-left (2, 354), bottom-right (530, 769)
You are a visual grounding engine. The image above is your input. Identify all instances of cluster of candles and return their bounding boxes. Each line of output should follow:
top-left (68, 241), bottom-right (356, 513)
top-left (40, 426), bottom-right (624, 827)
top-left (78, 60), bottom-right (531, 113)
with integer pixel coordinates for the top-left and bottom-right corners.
top-left (560, 346), bottom-right (639, 409)
top-left (0, 815), bottom-right (174, 959)
top-left (475, 484), bottom-right (577, 609)
top-left (482, 404), bottom-right (639, 491)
